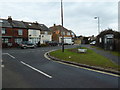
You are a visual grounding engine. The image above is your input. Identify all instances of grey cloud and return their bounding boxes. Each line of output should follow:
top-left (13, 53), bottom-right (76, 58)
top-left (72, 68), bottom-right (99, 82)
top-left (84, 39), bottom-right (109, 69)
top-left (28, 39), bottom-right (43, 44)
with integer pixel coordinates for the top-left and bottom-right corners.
top-left (0, 1), bottom-right (118, 36)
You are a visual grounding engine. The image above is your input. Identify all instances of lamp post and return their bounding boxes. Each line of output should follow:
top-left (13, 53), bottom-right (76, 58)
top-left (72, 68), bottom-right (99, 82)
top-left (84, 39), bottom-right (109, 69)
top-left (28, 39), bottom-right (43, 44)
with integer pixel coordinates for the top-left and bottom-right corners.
top-left (61, 0), bottom-right (64, 52)
top-left (94, 16), bottom-right (100, 34)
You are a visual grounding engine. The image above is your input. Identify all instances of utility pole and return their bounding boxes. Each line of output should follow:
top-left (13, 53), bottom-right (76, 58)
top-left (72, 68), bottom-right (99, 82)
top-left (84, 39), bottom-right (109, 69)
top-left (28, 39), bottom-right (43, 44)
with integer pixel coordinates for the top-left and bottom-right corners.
top-left (118, 1), bottom-right (120, 32)
top-left (61, 0), bottom-right (64, 52)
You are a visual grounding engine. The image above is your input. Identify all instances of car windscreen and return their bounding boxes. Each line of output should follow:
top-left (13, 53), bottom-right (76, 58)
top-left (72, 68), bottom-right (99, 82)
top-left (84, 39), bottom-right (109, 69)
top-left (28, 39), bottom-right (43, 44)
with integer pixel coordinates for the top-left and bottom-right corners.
top-left (27, 42), bottom-right (34, 45)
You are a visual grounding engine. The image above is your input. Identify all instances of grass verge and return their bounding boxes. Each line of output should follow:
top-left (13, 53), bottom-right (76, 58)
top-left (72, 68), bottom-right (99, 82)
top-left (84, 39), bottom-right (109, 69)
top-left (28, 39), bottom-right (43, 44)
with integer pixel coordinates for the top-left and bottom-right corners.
top-left (49, 47), bottom-right (120, 71)
top-left (90, 45), bottom-right (120, 57)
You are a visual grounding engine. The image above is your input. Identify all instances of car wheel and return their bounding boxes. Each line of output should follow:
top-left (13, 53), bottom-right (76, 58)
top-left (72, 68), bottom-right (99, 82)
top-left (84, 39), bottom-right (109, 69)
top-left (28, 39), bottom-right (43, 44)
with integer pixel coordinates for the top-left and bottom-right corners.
top-left (23, 46), bottom-right (27, 49)
top-left (32, 46), bottom-right (35, 49)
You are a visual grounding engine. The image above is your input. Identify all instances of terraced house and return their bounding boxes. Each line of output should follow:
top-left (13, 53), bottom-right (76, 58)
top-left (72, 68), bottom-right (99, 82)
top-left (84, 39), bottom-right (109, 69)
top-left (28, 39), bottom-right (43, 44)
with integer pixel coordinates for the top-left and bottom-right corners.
top-left (0, 16), bottom-right (28, 48)
top-left (23, 21), bottom-right (52, 44)
top-left (0, 16), bottom-right (52, 48)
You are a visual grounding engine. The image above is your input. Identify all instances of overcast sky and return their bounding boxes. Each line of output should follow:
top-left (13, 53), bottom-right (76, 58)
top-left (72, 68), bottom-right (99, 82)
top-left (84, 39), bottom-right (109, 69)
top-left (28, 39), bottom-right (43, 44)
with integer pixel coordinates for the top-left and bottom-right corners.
top-left (0, 0), bottom-right (119, 36)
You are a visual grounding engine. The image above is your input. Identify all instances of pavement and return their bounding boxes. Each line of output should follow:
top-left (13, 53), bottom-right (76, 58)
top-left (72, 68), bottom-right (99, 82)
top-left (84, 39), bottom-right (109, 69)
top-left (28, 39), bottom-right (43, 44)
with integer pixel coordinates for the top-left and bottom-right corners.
top-left (2, 45), bottom-right (119, 88)
top-left (81, 44), bottom-right (120, 65)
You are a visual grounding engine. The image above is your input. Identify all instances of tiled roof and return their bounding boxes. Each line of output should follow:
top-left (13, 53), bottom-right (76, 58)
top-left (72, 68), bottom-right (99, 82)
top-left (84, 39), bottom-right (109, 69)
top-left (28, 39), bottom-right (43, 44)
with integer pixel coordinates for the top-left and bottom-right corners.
top-left (0, 19), bottom-right (12, 28)
top-left (0, 18), bottom-right (50, 31)
top-left (23, 22), bottom-right (50, 31)
top-left (39, 24), bottom-right (50, 31)
top-left (49, 25), bottom-right (69, 31)
top-left (11, 20), bottom-right (27, 28)
top-left (49, 25), bottom-right (73, 32)
top-left (49, 25), bottom-right (76, 36)
top-left (23, 22), bottom-right (41, 30)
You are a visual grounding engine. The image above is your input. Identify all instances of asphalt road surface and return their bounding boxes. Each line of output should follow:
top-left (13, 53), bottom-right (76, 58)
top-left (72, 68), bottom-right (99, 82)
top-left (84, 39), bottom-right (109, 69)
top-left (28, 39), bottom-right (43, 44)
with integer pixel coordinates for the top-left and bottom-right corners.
top-left (2, 45), bottom-right (119, 88)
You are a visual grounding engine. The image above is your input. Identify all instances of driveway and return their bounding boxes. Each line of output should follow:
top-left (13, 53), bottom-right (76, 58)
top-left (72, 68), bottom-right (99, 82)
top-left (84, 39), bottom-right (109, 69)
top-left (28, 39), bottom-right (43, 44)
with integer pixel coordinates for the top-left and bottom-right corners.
top-left (2, 45), bottom-right (119, 88)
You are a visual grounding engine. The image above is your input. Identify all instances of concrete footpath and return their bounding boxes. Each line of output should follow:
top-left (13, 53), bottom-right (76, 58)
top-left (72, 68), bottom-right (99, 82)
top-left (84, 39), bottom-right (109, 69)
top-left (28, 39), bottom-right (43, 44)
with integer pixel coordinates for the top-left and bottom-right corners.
top-left (81, 44), bottom-right (120, 66)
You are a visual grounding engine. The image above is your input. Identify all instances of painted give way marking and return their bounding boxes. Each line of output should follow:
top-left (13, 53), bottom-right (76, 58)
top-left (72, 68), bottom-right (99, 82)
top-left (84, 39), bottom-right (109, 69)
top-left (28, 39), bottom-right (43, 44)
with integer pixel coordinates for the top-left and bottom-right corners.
top-left (2, 53), bottom-right (15, 59)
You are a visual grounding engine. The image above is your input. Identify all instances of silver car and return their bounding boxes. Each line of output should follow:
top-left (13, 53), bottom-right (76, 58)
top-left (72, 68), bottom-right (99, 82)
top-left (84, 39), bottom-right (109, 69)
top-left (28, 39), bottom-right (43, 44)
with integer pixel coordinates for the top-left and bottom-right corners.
top-left (19, 41), bottom-right (36, 49)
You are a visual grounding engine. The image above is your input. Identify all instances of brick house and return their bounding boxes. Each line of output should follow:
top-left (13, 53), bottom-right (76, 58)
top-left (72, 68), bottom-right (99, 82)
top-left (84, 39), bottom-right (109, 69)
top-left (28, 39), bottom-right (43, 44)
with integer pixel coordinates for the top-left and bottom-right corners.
top-left (0, 17), bottom-right (28, 48)
top-left (0, 16), bottom-right (52, 48)
top-left (49, 24), bottom-right (76, 44)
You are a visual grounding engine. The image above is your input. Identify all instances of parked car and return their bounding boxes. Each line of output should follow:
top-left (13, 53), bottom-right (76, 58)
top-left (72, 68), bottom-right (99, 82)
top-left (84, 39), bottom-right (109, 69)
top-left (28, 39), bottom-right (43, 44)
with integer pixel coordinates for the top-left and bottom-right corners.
top-left (90, 41), bottom-right (96, 45)
top-left (45, 41), bottom-right (58, 46)
top-left (19, 41), bottom-right (36, 49)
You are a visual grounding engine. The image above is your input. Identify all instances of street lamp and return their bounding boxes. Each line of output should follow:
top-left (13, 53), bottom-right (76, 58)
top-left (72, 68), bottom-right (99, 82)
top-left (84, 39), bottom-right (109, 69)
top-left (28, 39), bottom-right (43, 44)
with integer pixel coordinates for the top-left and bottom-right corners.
top-left (61, 0), bottom-right (64, 52)
top-left (94, 16), bottom-right (100, 34)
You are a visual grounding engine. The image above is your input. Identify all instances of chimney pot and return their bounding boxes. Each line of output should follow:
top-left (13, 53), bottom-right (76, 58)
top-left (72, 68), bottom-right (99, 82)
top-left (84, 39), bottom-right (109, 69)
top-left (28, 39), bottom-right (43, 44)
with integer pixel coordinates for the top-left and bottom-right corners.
top-left (54, 24), bottom-right (56, 27)
top-left (8, 16), bottom-right (12, 22)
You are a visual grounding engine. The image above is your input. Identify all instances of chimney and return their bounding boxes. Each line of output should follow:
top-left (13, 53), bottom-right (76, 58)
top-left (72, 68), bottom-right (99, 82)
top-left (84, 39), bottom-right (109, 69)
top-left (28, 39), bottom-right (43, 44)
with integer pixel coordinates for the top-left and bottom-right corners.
top-left (8, 16), bottom-right (12, 22)
top-left (33, 21), bottom-right (38, 25)
top-left (54, 24), bottom-right (56, 27)
top-left (35, 21), bottom-right (38, 24)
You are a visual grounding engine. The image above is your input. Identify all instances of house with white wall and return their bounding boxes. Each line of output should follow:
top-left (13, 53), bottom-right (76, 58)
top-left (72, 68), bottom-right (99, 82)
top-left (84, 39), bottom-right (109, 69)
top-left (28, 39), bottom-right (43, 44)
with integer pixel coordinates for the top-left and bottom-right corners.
top-left (23, 22), bottom-right (52, 45)
top-left (40, 31), bottom-right (52, 44)
top-left (39, 24), bottom-right (52, 44)
top-left (28, 29), bottom-right (40, 44)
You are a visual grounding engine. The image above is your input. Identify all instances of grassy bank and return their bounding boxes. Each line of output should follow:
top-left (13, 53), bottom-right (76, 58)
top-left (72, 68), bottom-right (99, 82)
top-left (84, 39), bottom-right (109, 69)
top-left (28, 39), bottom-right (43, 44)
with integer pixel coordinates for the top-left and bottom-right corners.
top-left (90, 46), bottom-right (120, 57)
top-left (49, 47), bottom-right (120, 71)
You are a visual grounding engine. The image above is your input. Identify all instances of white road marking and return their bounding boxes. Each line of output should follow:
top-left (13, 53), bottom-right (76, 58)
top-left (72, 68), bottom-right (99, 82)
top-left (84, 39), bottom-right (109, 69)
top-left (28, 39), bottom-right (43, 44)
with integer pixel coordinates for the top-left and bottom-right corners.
top-left (1, 65), bottom-right (4, 68)
top-left (2, 53), bottom-right (15, 59)
top-left (2, 53), bottom-right (8, 55)
top-left (1, 59), bottom-right (4, 68)
top-left (44, 52), bottom-right (51, 61)
top-left (20, 61), bottom-right (52, 79)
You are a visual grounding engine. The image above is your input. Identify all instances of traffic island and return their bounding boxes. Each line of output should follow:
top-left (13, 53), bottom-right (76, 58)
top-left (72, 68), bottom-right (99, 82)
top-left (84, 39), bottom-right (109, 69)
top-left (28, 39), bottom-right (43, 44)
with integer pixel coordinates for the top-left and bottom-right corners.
top-left (46, 48), bottom-right (120, 75)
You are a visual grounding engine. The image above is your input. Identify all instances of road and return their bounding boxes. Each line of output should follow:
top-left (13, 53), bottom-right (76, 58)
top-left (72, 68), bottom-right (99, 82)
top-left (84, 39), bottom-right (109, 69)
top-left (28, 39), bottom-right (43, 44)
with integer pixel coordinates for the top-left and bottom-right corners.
top-left (2, 45), bottom-right (119, 88)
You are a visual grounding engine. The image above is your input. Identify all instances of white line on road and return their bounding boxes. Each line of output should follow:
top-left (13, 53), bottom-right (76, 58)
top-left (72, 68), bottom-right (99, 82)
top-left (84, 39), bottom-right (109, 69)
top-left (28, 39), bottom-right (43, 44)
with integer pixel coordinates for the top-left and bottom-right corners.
top-left (2, 53), bottom-right (15, 59)
top-left (44, 52), bottom-right (51, 61)
top-left (44, 49), bottom-right (57, 61)
top-left (2, 53), bottom-right (8, 55)
top-left (1, 65), bottom-right (4, 68)
top-left (1, 59), bottom-right (4, 68)
top-left (20, 61), bottom-right (52, 79)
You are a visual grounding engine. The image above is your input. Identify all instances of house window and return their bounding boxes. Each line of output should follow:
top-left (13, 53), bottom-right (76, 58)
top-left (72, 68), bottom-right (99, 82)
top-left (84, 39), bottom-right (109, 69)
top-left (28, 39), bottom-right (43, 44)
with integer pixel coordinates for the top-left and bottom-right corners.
top-left (29, 23), bottom-right (32, 26)
top-left (63, 32), bottom-right (65, 35)
top-left (15, 38), bottom-right (23, 44)
top-left (45, 31), bottom-right (48, 35)
top-left (71, 33), bottom-right (75, 37)
top-left (67, 32), bottom-right (71, 35)
top-left (18, 29), bottom-right (23, 35)
top-left (2, 28), bottom-right (6, 34)
top-left (71, 33), bottom-right (74, 35)
top-left (99, 38), bottom-right (102, 43)
top-left (2, 38), bottom-right (9, 43)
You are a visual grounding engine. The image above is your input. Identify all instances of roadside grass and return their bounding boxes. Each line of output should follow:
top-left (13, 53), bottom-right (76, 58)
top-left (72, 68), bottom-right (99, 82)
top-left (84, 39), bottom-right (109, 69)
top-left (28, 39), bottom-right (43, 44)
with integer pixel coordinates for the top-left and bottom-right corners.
top-left (90, 45), bottom-right (120, 57)
top-left (49, 47), bottom-right (120, 71)
top-left (110, 51), bottom-right (120, 57)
